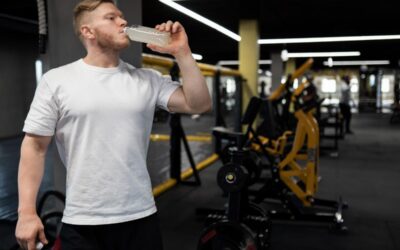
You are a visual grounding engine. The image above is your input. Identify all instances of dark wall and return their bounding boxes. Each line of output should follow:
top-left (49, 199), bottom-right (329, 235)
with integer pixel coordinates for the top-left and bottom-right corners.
top-left (0, 20), bottom-right (39, 220)
top-left (0, 27), bottom-right (38, 139)
top-left (45, 0), bottom-right (142, 69)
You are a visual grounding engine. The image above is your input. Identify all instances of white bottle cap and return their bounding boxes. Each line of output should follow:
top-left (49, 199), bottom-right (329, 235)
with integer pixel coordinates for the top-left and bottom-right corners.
top-left (36, 242), bottom-right (44, 250)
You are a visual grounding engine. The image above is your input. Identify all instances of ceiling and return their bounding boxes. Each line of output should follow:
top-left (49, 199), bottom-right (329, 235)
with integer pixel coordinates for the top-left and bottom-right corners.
top-left (2, 0), bottom-right (400, 69)
top-left (143, 0), bottom-right (400, 69)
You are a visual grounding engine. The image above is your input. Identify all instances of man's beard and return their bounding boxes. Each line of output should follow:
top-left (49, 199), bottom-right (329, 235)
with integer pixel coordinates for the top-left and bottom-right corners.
top-left (95, 29), bottom-right (129, 51)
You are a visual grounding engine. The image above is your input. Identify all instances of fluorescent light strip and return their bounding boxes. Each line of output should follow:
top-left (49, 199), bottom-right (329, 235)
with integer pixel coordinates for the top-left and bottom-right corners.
top-left (159, 0), bottom-right (241, 41)
top-left (161, 0), bottom-right (400, 46)
top-left (217, 60), bottom-right (272, 66)
top-left (259, 35), bottom-right (400, 44)
top-left (323, 60), bottom-right (390, 66)
top-left (288, 51), bottom-right (360, 58)
top-left (217, 60), bottom-right (240, 65)
top-left (259, 60), bottom-right (272, 64)
top-left (218, 53), bottom-right (359, 66)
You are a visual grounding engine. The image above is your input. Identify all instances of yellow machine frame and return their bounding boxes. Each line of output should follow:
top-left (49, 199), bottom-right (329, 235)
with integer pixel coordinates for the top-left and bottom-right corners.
top-left (251, 58), bottom-right (314, 155)
top-left (254, 73), bottom-right (322, 207)
top-left (268, 58), bottom-right (314, 102)
top-left (278, 103), bottom-right (320, 207)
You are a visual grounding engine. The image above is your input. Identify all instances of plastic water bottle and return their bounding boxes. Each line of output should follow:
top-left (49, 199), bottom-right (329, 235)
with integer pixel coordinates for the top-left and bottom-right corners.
top-left (123, 25), bottom-right (171, 47)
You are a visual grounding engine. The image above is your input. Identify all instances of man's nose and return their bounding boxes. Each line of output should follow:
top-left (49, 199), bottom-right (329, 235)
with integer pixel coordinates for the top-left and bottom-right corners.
top-left (120, 17), bottom-right (128, 27)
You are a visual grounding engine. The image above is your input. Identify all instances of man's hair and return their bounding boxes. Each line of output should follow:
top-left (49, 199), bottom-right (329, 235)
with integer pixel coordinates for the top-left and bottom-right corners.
top-left (73, 0), bottom-right (115, 37)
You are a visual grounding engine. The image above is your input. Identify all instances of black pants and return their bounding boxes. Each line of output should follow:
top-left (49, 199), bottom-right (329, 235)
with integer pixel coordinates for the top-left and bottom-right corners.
top-left (339, 103), bottom-right (352, 132)
top-left (60, 213), bottom-right (163, 250)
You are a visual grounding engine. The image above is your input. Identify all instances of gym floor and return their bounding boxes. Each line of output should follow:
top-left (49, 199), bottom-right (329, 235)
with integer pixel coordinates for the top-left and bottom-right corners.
top-left (155, 113), bottom-right (400, 250)
top-left (1, 113), bottom-right (399, 250)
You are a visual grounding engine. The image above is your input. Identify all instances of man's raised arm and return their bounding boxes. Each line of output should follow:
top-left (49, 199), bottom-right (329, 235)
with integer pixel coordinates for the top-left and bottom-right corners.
top-left (147, 21), bottom-right (212, 114)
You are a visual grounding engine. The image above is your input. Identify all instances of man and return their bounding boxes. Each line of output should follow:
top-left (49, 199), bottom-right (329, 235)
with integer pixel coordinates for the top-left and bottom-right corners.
top-left (15, 0), bottom-right (211, 249)
top-left (339, 75), bottom-right (353, 134)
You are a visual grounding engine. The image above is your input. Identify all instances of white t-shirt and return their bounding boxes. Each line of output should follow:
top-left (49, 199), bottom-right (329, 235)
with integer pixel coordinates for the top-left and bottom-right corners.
top-left (23, 59), bottom-right (180, 225)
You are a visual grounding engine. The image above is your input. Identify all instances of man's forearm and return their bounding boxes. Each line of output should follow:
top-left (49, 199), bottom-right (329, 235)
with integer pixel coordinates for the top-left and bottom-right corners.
top-left (176, 52), bottom-right (211, 113)
top-left (148, 21), bottom-right (212, 113)
top-left (18, 139), bottom-right (48, 214)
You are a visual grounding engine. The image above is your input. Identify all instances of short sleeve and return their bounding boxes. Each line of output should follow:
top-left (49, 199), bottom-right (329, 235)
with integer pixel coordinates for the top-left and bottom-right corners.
top-left (156, 74), bottom-right (181, 111)
top-left (23, 77), bottom-right (59, 136)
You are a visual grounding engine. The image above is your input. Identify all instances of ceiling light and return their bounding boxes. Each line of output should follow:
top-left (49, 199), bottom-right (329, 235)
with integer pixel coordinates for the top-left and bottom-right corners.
top-left (160, 0), bottom-right (399, 49)
top-left (259, 34), bottom-right (400, 44)
top-left (281, 50), bottom-right (289, 61)
top-left (259, 60), bottom-right (272, 65)
top-left (159, 0), bottom-right (241, 41)
top-left (288, 51), bottom-right (361, 58)
top-left (323, 60), bottom-right (390, 66)
top-left (217, 60), bottom-right (272, 66)
top-left (327, 57), bottom-right (333, 67)
top-left (216, 60), bottom-right (239, 66)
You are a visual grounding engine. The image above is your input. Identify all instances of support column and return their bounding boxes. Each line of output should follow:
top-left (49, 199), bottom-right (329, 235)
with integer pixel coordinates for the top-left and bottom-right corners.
top-left (239, 20), bottom-right (259, 114)
top-left (271, 50), bottom-right (284, 91)
top-left (285, 58), bottom-right (296, 76)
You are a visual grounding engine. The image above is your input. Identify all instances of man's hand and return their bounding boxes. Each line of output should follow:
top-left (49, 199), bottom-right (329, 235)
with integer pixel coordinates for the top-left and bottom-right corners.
top-left (15, 212), bottom-right (48, 250)
top-left (147, 21), bottom-right (191, 59)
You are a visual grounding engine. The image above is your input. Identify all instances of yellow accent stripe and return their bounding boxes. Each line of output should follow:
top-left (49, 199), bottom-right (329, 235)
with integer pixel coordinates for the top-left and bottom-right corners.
top-left (152, 179), bottom-right (177, 197)
top-left (186, 135), bottom-right (212, 142)
top-left (152, 154), bottom-right (219, 197)
top-left (181, 153), bottom-right (219, 179)
top-left (150, 134), bottom-right (170, 141)
top-left (150, 134), bottom-right (212, 142)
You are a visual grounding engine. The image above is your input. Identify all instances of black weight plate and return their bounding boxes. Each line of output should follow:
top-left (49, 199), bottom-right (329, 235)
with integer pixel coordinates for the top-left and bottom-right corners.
top-left (217, 164), bottom-right (248, 193)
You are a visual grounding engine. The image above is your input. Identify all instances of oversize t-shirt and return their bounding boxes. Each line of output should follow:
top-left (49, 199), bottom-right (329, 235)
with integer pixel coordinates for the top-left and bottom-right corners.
top-left (23, 59), bottom-right (180, 225)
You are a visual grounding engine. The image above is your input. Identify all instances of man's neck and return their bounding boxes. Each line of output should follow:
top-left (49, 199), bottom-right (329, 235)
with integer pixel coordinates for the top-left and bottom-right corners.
top-left (83, 49), bottom-right (120, 68)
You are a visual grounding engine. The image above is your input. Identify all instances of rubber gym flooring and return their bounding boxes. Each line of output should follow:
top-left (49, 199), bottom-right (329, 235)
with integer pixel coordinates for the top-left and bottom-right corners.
top-left (1, 113), bottom-right (399, 249)
top-left (155, 113), bottom-right (400, 250)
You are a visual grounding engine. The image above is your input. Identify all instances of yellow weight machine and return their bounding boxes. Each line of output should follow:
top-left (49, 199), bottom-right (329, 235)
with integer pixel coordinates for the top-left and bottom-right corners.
top-left (245, 60), bottom-right (347, 230)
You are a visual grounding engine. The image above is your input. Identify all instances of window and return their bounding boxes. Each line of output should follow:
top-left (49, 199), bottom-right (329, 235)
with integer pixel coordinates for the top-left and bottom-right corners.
top-left (321, 79), bottom-right (337, 93)
top-left (381, 77), bottom-right (390, 93)
top-left (35, 59), bottom-right (43, 86)
top-left (350, 77), bottom-right (359, 93)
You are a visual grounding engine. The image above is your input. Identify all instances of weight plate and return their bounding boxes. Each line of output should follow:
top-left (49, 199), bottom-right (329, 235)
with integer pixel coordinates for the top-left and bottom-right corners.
top-left (217, 164), bottom-right (248, 193)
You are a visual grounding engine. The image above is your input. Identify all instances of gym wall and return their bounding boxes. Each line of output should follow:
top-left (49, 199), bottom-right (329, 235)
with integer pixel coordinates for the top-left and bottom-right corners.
top-left (0, 29), bottom-right (37, 139)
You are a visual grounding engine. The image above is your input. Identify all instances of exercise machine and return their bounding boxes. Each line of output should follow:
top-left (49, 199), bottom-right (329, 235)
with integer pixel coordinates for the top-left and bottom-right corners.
top-left (251, 82), bottom-right (348, 231)
top-left (197, 147), bottom-right (271, 250)
top-left (197, 98), bottom-right (271, 250)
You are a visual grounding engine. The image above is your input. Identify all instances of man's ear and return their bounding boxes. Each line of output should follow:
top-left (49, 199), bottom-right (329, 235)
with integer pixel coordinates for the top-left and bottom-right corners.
top-left (80, 25), bottom-right (95, 40)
